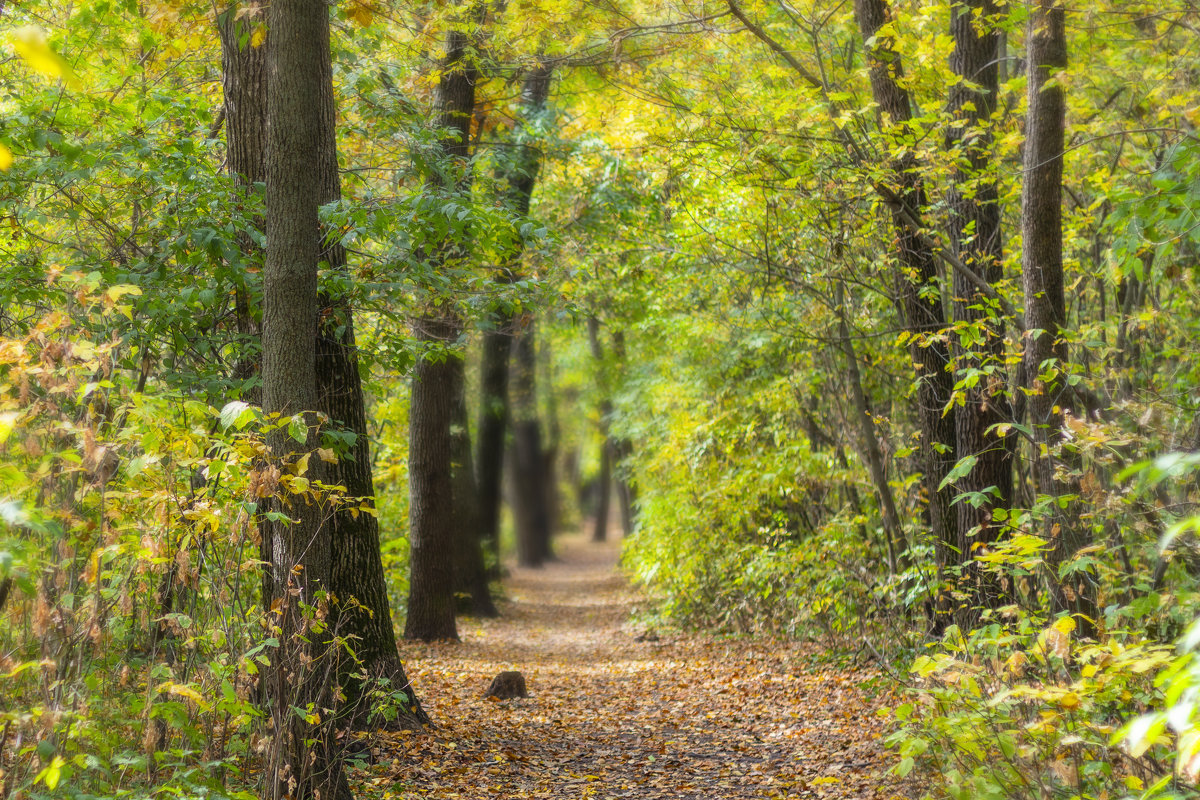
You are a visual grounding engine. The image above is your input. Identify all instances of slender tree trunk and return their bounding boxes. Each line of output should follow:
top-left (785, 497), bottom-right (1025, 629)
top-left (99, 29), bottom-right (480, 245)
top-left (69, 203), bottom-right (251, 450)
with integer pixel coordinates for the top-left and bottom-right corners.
top-left (947, 0), bottom-right (1014, 614)
top-left (586, 317), bottom-right (613, 543)
top-left (261, 0), bottom-right (349, 796)
top-left (450, 356), bottom-right (499, 616)
top-left (610, 329), bottom-right (636, 537)
top-left (511, 315), bottom-right (551, 565)
top-left (475, 65), bottom-right (554, 563)
top-left (405, 26), bottom-right (479, 641)
top-left (854, 0), bottom-right (959, 612)
top-left (1020, 0), bottom-right (1097, 632)
top-left (835, 282), bottom-right (903, 575)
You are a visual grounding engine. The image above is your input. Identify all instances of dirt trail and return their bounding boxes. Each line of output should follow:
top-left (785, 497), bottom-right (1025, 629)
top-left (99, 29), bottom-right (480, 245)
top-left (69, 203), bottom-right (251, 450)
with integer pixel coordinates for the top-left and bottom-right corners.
top-left (361, 533), bottom-right (906, 799)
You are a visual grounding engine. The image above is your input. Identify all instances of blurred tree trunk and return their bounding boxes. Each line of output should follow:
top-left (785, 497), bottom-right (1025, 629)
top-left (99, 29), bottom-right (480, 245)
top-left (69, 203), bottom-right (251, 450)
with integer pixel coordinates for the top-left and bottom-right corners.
top-left (450, 356), bottom-right (498, 616)
top-left (405, 25), bottom-right (479, 641)
top-left (511, 315), bottom-right (551, 565)
top-left (586, 317), bottom-right (613, 543)
top-left (476, 65), bottom-right (553, 565)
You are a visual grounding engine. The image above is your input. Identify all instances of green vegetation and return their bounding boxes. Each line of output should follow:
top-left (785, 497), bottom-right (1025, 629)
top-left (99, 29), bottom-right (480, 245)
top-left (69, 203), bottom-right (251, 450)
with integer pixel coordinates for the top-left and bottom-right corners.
top-left (2, 0), bottom-right (1200, 798)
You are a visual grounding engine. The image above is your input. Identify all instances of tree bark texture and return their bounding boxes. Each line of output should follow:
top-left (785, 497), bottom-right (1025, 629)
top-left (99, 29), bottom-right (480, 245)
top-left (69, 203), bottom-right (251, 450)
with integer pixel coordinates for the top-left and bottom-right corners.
top-left (218, 4), bottom-right (265, 400)
top-left (475, 65), bottom-right (553, 562)
top-left (261, 0), bottom-right (349, 796)
top-left (854, 0), bottom-right (959, 587)
top-left (946, 0), bottom-right (1014, 611)
top-left (1020, 0), bottom-right (1097, 630)
top-left (405, 26), bottom-right (480, 641)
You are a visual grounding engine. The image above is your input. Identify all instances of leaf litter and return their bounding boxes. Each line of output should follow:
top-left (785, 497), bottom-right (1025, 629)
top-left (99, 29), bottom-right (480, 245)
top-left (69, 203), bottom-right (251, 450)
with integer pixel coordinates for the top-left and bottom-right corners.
top-left (354, 534), bottom-right (910, 799)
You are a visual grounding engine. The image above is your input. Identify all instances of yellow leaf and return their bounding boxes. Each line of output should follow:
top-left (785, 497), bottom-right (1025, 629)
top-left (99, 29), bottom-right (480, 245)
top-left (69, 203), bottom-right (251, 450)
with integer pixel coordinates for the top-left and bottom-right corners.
top-left (317, 447), bottom-right (338, 463)
top-left (250, 27), bottom-right (266, 47)
top-left (166, 683), bottom-right (203, 703)
top-left (10, 27), bottom-right (80, 88)
top-left (0, 143), bottom-right (11, 171)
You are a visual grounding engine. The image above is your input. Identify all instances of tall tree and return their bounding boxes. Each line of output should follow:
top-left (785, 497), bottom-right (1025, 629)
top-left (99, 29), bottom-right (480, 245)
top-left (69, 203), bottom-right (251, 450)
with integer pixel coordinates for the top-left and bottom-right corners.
top-left (1020, 0), bottom-right (1096, 629)
top-left (405, 23), bottom-right (479, 641)
top-left (449, 355), bottom-right (499, 616)
top-left (260, 0), bottom-right (348, 795)
top-left (586, 317), bottom-right (614, 543)
top-left (946, 0), bottom-right (1014, 611)
top-left (476, 65), bottom-right (553, 562)
top-left (510, 313), bottom-right (552, 566)
top-left (853, 0), bottom-right (959, 604)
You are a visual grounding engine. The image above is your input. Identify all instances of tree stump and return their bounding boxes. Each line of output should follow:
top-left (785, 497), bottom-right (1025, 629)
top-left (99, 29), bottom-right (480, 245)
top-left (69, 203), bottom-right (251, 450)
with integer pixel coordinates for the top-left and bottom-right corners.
top-left (484, 671), bottom-right (528, 700)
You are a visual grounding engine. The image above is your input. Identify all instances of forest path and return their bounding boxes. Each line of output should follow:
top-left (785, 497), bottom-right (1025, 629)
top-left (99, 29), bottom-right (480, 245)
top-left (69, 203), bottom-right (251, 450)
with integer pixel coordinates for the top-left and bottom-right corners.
top-left (359, 532), bottom-right (906, 799)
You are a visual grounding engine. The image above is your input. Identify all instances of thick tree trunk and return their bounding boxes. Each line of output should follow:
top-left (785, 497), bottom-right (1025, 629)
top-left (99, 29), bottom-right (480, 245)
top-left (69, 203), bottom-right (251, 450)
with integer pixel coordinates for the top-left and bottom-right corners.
top-left (511, 316), bottom-right (551, 566)
top-left (947, 0), bottom-right (1014, 614)
top-left (1020, 0), bottom-right (1096, 632)
top-left (261, 0), bottom-right (349, 796)
top-left (405, 27), bottom-right (479, 641)
top-left (449, 356), bottom-right (499, 616)
top-left (854, 0), bottom-right (959, 613)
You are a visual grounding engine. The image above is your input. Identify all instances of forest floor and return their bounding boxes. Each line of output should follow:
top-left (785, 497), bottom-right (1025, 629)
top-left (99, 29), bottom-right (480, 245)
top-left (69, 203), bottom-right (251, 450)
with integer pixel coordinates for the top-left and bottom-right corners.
top-left (355, 531), bottom-right (909, 799)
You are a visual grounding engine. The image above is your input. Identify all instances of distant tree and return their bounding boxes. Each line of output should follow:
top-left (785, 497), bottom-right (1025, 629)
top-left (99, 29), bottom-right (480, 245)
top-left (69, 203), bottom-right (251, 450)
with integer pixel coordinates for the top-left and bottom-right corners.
top-left (405, 22), bottom-right (479, 641)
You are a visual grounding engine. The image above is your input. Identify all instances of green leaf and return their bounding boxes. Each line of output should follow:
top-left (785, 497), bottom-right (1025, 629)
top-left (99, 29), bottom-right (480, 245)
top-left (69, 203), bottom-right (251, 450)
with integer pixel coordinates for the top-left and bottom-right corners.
top-left (288, 414), bottom-right (308, 443)
top-left (939, 455), bottom-right (978, 491)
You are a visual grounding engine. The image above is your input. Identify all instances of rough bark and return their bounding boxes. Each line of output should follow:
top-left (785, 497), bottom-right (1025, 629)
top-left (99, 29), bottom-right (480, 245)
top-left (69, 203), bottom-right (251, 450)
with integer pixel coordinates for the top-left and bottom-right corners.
top-left (260, 0), bottom-right (349, 796)
top-left (947, 0), bottom-right (1014, 612)
top-left (217, 4), bottom-right (265, 400)
top-left (1020, 0), bottom-right (1097, 631)
top-left (405, 27), bottom-right (479, 641)
top-left (854, 0), bottom-right (959, 596)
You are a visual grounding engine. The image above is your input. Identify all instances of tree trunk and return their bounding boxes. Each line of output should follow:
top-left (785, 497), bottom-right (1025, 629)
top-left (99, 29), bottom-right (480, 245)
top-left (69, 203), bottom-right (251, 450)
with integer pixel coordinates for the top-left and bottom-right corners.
top-left (450, 356), bottom-right (499, 616)
top-left (835, 282), bottom-right (904, 575)
top-left (261, 0), bottom-right (349, 796)
top-left (404, 26), bottom-right (479, 641)
top-left (475, 65), bottom-right (553, 564)
top-left (610, 329), bottom-right (636, 537)
top-left (1020, 0), bottom-right (1097, 632)
top-left (947, 0), bottom-right (1014, 614)
top-left (217, 4), bottom-right (265, 403)
top-left (510, 315), bottom-right (551, 566)
top-left (854, 0), bottom-right (958, 613)
top-left (586, 317), bottom-right (613, 543)
top-left (476, 317), bottom-right (512, 572)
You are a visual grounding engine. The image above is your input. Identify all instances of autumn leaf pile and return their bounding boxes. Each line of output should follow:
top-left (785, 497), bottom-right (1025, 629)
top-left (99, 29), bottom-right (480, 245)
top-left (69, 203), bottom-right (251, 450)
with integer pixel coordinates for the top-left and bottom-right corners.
top-left (351, 534), bottom-right (911, 799)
